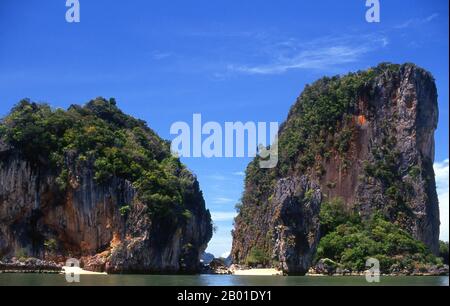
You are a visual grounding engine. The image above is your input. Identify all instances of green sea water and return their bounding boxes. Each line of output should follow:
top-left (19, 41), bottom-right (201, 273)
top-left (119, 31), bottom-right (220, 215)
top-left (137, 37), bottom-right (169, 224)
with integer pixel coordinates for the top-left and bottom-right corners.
top-left (0, 274), bottom-right (448, 286)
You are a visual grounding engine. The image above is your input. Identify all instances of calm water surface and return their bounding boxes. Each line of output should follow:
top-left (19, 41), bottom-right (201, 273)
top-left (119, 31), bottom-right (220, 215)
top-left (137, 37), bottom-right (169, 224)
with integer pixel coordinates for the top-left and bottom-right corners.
top-left (0, 274), bottom-right (448, 286)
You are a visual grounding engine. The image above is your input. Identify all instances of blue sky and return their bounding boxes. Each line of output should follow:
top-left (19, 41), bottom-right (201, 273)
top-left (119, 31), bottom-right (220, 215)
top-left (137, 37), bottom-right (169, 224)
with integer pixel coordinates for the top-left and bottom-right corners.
top-left (0, 0), bottom-right (448, 256)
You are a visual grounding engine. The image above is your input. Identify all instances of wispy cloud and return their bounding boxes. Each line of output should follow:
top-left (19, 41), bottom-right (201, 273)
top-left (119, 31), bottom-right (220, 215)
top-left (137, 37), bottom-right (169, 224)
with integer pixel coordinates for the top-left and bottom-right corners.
top-left (227, 34), bottom-right (389, 75)
top-left (232, 171), bottom-right (245, 176)
top-left (424, 13), bottom-right (439, 23)
top-left (395, 13), bottom-right (439, 29)
top-left (211, 197), bottom-right (235, 204)
top-left (434, 159), bottom-right (449, 242)
top-left (151, 51), bottom-right (173, 60)
top-left (221, 251), bottom-right (231, 258)
top-left (211, 211), bottom-right (238, 222)
top-left (206, 174), bottom-right (228, 181)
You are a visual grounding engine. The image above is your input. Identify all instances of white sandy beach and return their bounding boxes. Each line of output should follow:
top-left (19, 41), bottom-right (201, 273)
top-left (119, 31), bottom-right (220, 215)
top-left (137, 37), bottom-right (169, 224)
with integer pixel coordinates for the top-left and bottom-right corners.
top-left (233, 269), bottom-right (283, 276)
top-left (62, 266), bottom-right (107, 275)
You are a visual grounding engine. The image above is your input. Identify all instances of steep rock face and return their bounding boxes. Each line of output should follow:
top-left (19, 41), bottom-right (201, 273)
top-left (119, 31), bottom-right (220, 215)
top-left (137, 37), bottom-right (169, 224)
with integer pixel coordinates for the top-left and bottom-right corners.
top-left (231, 63), bottom-right (440, 274)
top-left (270, 176), bottom-right (322, 274)
top-left (0, 99), bottom-right (212, 273)
top-left (105, 176), bottom-right (212, 274)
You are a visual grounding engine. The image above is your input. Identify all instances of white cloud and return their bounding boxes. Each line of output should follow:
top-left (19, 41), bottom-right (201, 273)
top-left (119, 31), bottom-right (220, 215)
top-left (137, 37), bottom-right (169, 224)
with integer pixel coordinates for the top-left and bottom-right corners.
top-left (206, 174), bottom-right (228, 181)
top-left (424, 13), bottom-right (439, 23)
top-left (395, 13), bottom-right (439, 29)
top-left (229, 46), bottom-right (365, 75)
top-left (232, 171), bottom-right (245, 176)
top-left (151, 51), bottom-right (173, 60)
top-left (227, 34), bottom-right (389, 75)
top-left (221, 251), bottom-right (231, 259)
top-left (435, 159), bottom-right (449, 242)
top-left (211, 197), bottom-right (235, 205)
top-left (211, 211), bottom-right (237, 222)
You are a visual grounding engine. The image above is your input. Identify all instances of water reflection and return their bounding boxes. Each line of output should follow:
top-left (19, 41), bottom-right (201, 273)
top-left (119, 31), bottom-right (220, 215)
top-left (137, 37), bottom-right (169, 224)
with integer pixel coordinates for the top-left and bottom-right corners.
top-left (0, 274), bottom-right (448, 286)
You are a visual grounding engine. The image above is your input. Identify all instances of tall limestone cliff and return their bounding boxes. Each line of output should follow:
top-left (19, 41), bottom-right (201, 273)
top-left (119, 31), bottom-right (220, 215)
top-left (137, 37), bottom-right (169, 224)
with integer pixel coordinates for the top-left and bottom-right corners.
top-left (0, 98), bottom-right (212, 273)
top-left (231, 63), bottom-right (440, 274)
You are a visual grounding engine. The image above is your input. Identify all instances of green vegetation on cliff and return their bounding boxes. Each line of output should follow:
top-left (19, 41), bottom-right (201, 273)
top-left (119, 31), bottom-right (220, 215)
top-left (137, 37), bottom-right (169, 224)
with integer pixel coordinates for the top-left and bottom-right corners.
top-left (245, 247), bottom-right (271, 267)
top-left (278, 63), bottom-right (401, 175)
top-left (239, 63), bottom-right (404, 222)
top-left (235, 63), bottom-right (406, 261)
top-left (232, 63), bottom-right (441, 273)
top-left (0, 98), bottom-right (200, 220)
top-left (316, 199), bottom-right (443, 273)
top-left (439, 241), bottom-right (449, 265)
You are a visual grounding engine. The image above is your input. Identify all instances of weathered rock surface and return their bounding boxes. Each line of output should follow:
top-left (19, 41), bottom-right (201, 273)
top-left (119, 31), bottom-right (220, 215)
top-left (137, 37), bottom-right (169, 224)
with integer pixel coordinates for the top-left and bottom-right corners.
top-left (0, 257), bottom-right (62, 273)
top-left (231, 63), bottom-right (440, 274)
top-left (270, 176), bottom-right (322, 275)
top-left (0, 100), bottom-right (212, 274)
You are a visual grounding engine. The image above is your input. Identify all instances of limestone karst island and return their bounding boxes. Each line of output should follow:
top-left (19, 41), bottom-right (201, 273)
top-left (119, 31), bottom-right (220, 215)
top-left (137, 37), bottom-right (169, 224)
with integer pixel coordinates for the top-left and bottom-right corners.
top-left (0, 64), bottom-right (448, 281)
